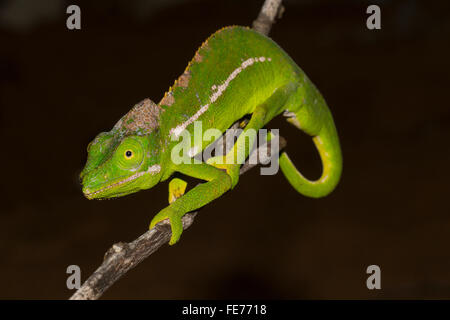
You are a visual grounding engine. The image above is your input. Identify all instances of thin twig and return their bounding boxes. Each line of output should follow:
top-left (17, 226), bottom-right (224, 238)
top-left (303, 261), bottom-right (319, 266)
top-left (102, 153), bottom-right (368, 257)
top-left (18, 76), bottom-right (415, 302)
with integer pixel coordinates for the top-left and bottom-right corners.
top-left (70, 0), bottom-right (284, 300)
top-left (252, 0), bottom-right (284, 36)
top-left (69, 215), bottom-right (194, 300)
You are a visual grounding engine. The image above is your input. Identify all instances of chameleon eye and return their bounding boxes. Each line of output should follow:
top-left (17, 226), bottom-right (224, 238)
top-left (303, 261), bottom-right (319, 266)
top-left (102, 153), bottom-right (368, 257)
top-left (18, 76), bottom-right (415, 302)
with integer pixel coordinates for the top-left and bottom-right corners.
top-left (125, 150), bottom-right (133, 159)
top-left (116, 138), bottom-right (144, 170)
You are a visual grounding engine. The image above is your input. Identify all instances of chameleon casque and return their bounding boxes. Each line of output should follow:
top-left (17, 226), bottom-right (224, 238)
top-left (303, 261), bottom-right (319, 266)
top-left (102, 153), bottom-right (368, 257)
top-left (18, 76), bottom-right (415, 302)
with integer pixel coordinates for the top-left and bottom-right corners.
top-left (80, 26), bottom-right (343, 245)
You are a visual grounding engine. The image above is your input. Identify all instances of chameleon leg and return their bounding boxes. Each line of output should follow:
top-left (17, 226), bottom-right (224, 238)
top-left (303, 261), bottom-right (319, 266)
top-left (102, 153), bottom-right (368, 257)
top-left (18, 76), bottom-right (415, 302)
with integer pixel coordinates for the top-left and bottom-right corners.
top-left (207, 83), bottom-right (297, 188)
top-left (168, 177), bottom-right (188, 204)
top-left (207, 106), bottom-right (267, 188)
top-left (149, 163), bottom-right (232, 245)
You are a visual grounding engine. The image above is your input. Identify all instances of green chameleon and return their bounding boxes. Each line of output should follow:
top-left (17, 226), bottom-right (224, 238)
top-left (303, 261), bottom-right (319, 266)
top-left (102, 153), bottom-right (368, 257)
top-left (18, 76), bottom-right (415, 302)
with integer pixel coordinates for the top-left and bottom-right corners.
top-left (80, 26), bottom-right (343, 245)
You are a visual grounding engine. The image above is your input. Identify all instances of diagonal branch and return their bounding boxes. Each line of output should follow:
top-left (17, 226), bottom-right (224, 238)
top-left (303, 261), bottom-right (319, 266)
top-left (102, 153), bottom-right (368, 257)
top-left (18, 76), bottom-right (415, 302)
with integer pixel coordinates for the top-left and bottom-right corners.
top-left (70, 0), bottom-right (284, 300)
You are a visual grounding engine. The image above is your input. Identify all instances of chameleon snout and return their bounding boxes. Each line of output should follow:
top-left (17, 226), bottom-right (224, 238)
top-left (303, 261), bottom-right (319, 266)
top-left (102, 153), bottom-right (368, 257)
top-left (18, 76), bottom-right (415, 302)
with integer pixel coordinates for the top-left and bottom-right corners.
top-left (81, 183), bottom-right (95, 200)
top-left (80, 171), bottom-right (101, 199)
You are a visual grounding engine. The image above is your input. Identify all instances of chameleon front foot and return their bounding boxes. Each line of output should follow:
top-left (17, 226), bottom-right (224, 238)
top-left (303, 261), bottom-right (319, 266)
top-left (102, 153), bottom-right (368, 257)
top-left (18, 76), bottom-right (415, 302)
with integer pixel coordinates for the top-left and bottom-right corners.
top-left (149, 208), bottom-right (184, 245)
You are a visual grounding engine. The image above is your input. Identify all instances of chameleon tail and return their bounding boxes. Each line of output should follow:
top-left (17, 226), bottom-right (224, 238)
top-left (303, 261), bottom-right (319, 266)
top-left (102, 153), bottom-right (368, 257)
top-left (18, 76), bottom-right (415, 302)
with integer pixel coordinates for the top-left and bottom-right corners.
top-left (280, 94), bottom-right (342, 198)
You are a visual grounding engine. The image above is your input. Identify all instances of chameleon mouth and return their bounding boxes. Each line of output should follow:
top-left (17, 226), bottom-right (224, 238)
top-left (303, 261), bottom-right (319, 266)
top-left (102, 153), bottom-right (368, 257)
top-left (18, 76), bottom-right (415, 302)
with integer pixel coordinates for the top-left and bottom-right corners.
top-left (84, 172), bottom-right (145, 199)
top-left (83, 164), bottom-right (161, 199)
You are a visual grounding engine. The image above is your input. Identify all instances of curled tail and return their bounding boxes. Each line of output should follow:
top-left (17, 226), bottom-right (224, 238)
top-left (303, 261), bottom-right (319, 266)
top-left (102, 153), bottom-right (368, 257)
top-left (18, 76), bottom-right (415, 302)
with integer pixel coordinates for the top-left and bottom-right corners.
top-left (280, 86), bottom-right (342, 198)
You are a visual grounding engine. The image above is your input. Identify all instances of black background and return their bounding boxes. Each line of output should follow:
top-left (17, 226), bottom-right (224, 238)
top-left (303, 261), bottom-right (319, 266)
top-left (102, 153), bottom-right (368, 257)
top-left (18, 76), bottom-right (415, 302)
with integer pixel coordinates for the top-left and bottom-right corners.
top-left (1, 0), bottom-right (449, 299)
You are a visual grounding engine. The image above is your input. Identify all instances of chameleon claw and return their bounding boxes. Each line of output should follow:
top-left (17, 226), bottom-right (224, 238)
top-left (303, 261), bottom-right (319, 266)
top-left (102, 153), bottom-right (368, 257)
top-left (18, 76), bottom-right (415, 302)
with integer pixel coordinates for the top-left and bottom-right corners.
top-left (167, 215), bottom-right (183, 245)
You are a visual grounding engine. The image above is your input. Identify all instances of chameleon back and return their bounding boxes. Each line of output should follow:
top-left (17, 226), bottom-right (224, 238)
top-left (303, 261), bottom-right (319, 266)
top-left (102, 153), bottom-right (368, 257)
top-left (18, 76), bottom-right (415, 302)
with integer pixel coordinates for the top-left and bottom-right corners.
top-left (158, 26), bottom-right (301, 149)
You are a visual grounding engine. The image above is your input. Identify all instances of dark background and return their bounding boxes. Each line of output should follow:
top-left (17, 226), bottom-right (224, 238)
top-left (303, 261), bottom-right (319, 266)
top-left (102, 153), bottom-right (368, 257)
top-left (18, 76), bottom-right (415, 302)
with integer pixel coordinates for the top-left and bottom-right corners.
top-left (1, 0), bottom-right (449, 299)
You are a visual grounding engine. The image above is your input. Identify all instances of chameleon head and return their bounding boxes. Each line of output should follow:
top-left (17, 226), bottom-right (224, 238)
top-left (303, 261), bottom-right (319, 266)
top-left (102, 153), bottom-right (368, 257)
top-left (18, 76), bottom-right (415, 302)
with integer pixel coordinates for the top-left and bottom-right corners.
top-left (80, 131), bottom-right (162, 200)
top-left (81, 98), bottom-right (164, 199)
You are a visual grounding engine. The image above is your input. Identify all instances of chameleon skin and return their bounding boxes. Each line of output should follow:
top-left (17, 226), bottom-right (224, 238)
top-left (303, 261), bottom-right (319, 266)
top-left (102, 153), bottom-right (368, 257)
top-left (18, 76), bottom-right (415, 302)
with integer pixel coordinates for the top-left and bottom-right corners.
top-left (80, 26), bottom-right (343, 245)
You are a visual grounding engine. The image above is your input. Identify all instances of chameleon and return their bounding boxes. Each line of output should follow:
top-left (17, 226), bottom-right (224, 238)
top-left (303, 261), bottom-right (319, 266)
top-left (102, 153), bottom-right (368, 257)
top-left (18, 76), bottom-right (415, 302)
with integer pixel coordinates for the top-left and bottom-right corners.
top-left (80, 26), bottom-right (343, 245)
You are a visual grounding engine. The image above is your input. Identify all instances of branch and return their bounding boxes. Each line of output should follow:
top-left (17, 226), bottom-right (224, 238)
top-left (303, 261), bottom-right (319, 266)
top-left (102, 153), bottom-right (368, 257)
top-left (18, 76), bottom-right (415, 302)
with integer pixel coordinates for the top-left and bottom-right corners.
top-left (252, 0), bottom-right (284, 36)
top-left (70, 1), bottom-right (285, 300)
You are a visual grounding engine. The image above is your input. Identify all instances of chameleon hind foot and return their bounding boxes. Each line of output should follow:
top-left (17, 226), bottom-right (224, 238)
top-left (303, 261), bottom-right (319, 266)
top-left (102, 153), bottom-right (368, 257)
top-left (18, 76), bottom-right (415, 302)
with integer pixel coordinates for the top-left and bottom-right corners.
top-left (168, 177), bottom-right (188, 204)
top-left (206, 156), bottom-right (240, 188)
top-left (149, 207), bottom-right (184, 245)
